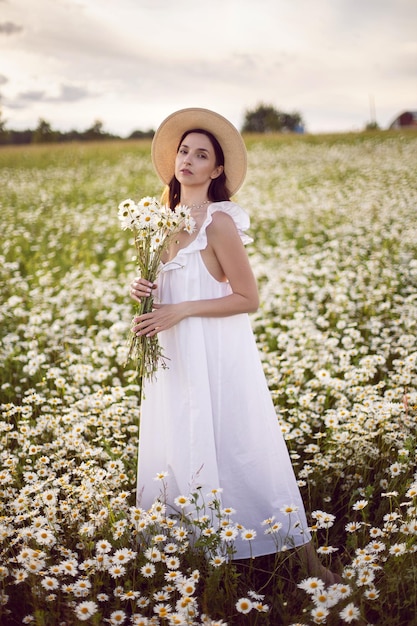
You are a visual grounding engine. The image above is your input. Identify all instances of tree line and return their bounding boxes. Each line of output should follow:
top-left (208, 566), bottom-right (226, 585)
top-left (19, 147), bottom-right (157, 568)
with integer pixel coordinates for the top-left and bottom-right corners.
top-left (0, 115), bottom-right (154, 145)
top-left (0, 104), bottom-right (305, 146)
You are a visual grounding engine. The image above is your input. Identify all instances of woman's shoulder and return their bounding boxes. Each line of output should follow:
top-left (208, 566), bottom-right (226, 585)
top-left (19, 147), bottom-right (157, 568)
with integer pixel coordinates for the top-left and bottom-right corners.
top-left (207, 201), bottom-right (253, 245)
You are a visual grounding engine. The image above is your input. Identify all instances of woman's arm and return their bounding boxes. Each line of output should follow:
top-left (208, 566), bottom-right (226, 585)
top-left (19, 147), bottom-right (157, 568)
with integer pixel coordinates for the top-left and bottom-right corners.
top-left (131, 211), bottom-right (259, 337)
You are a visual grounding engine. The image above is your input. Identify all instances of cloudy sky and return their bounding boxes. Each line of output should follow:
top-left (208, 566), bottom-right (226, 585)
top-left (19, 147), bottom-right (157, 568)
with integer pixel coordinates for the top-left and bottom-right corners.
top-left (1, 0), bottom-right (416, 135)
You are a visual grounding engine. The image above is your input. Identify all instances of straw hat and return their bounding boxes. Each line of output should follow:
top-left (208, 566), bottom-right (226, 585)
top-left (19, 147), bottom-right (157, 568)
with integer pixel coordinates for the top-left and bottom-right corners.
top-left (151, 107), bottom-right (247, 196)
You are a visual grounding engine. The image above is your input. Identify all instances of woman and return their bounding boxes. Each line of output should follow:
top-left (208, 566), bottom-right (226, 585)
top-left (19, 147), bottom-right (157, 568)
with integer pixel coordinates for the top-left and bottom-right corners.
top-left (130, 108), bottom-right (338, 580)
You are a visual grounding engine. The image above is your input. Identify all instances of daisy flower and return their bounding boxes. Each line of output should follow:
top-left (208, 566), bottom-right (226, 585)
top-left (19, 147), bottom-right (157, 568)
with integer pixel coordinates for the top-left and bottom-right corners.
top-left (153, 590), bottom-right (170, 602)
top-left (364, 586), bottom-right (380, 600)
top-left (236, 597), bottom-right (253, 614)
top-left (154, 472), bottom-right (169, 481)
top-left (317, 545), bottom-right (338, 554)
top-left (108, 610), bottom-right (126, 624)
top-left (221, 507), bottom-right (236, 516)
top-left (140, 563), bottom-right (156, 578)
top-left (280, 504), bottom-right (299, 515)
top-left (108, 564), bottom-right (126, 578)
top-left (178, 579), bottom-right (196, 596)
top-left (96, 539), bottom-right (111, 554)
top-left (310, 606), bottom-right (329, 624)
top-left (220, 526), bottom-right (238, 542)
top-left (165, 556), bottom-right (180, 570)
top-left (95, 593), bottom-right (107, 602)
top-left (74, 600), bottom-right (98, 621)
top-left (41, 576), bottom-right (59, 591)
top-left (339, 602), bottom-right (360, 623)
top-left (241, 529), bottom-right (257, 541)
top-left (144, 547), bottom-right (162, 562)
top-left (298, 577), bottom-right (325, 593)
top-left (174, 495), bottom-right (191, 508)
top-left (153, 603), bottom-right (171, 618)
top-left (389, 542), bottom-right (407, 556)
top-left (345, 521), bottom-right (362, 532)
top-left (352, 499), bottom-right (368, 511)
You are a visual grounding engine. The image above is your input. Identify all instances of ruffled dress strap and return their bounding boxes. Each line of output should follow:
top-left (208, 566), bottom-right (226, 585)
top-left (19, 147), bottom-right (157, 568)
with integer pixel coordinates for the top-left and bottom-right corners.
top-left (160, 201), bottom-right (253, 273)
top-left (198, 201), bottom-right (253, 249)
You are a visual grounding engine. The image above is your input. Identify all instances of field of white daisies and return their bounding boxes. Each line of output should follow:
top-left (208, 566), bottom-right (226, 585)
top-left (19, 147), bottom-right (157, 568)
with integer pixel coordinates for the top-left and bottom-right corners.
top-left (1, 130), bottom-right (417, 626)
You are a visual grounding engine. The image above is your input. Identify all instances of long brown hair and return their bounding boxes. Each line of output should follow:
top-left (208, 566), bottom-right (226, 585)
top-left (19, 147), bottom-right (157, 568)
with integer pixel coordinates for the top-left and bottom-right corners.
top-left (164, 129), bottom-right (231, 209)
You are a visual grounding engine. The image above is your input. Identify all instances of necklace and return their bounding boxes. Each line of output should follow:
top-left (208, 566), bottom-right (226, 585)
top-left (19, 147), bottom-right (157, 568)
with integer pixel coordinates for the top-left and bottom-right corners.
top-left (188, 200), bottom-right (210, 211)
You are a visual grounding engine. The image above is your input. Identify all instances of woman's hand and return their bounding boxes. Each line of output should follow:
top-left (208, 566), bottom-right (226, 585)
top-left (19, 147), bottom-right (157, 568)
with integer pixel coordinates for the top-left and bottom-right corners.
top-left (132, 303), bottom-right (187, 337)
top-left (130, 278), bottom-right (156, 303)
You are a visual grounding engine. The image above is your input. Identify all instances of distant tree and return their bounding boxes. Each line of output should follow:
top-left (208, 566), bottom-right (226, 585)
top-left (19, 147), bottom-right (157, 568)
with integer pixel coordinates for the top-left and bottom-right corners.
top-left (8, 129), bottom-right (33, 144)
top-left (0, 107), bottom-right (9, 144)
top-left (32, 118), bottom-right (56, 143)
top-left (128, 129), bottom-right (155, 140)
top-left (83, 119), bottom-right (105, 141)
top-left (81, 119), bottom-right (119, 141)
top-left (365, 121), bottom-right (380, 131)
top-left (242, 103), bottom-right (304, 133)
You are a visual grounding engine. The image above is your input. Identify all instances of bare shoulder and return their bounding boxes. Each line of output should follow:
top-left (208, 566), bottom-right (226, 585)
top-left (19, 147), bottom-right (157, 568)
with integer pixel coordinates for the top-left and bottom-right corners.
top-left (207, 210), bottom-right (237, 237)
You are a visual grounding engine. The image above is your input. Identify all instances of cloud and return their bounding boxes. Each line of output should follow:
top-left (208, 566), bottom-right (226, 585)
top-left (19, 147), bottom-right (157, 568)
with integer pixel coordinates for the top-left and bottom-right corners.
top-left (0, 21), bottom-right (23, 35)
top-left (0, 74), bottom-right (8, 85)
top-left (49, 84), bottom-right (94, 103)
top-left (5, 83), bottom-right (95, 110)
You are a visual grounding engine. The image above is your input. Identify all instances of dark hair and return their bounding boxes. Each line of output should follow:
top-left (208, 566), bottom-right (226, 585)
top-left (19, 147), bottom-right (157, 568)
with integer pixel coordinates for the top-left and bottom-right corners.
top-left (166, 129), bottom-right (231, 209)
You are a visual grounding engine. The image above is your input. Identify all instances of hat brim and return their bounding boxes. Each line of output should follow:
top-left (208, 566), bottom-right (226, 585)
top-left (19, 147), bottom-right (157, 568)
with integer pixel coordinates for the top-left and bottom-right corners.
top-left (151, 108), bottom-right (247, 196)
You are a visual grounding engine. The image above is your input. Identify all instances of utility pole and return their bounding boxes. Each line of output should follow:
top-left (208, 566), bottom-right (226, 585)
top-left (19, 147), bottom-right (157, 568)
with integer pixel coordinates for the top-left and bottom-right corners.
top-left (369, 94), bottom-right (376, 126)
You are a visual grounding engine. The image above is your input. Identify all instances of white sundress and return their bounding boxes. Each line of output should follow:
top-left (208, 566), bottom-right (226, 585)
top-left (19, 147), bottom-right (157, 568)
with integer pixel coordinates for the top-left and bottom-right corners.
top-left (137, 201), bottom-right (311, 559)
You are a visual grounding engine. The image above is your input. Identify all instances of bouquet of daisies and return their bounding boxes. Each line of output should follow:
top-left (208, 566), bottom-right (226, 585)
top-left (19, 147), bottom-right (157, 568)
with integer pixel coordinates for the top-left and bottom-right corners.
top-left (118, 196), bottom-right (195, 384)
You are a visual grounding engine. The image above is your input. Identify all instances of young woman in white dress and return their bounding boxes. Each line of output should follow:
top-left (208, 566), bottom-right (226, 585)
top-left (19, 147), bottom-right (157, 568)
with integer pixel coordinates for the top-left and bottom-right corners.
top-left (130, 108), bottom-right (339, 582)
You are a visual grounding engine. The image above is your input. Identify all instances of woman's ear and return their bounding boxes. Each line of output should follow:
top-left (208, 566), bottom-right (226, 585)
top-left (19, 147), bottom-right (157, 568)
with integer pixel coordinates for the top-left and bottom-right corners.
top-left (211, 165), bottom-right (224, 180)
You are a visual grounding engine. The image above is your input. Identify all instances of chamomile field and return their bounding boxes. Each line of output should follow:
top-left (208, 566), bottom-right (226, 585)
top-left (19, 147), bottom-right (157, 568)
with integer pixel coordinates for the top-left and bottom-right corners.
top-left (1, 130), bottom-right (417, 625)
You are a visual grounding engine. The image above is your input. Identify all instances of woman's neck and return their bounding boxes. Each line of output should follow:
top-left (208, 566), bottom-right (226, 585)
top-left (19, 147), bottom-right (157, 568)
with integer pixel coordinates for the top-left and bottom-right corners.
top-left (180, 195), bottom-right (210, 210)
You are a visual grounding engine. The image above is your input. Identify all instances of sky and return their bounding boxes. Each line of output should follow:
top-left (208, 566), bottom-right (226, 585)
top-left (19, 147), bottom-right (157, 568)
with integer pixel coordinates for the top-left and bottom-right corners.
top-left (0, 0), bottom-right (416, 136)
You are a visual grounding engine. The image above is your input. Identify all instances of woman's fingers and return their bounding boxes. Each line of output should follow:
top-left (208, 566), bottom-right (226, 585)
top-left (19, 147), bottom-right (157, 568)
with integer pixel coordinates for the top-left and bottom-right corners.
top-left (130, 279), bottom-right (155, 300)
top-left (132, 314), bottom-right (160, 337)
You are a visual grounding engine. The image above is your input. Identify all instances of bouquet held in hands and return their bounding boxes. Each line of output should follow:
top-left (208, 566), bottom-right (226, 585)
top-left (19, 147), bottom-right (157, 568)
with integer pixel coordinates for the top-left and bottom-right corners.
top-left (118, 196), bottom-right (195, 382)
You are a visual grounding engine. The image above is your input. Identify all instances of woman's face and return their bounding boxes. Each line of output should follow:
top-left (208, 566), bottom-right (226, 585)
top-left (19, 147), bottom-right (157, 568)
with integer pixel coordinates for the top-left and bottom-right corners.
top-left (175, 132), bottom-right (223, 190)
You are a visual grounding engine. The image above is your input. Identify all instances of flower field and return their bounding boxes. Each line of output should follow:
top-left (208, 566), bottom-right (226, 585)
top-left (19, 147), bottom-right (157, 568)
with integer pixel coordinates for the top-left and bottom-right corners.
top-left (1, 130), bottom-right (417, 625)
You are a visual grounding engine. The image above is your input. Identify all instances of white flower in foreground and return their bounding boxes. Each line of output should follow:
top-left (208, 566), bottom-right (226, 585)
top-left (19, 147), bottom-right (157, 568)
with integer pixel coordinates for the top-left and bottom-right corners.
top-left (352, 499), bottom-right (368, 511)
top-left (108, 564), bottom-right (126, 578)
top-left (140, 563), bottom-right (156, 578)
top-left (236, 597), bottom-right (253, 614)
top-left (317, 545), bottom-right (339, 554)
top-left (108, 609), bottom-right (126, 624)
top-left (405, 484), bottom-right (417, 498)
top-left (339, 602), bottom-right (360, 622)
top-left (220, 526), bottom-right (238, 542)
top-left (154, 471), bottom-right (169, 481)
top-left (95, 539), bottom-right (112, 553)
top-left (389, 542), bottom-right (407, 556)
top-left (310, 606), bottom-right (329, 623)
top-left (241, 528), bottom-right (257, 541)
top-left (40, 576), bottom-right (59, 591)
top-left (174, 495), bottom-right (191, 508)
top-left (74, 600), bottom-right (98, 621)
top-left (298, 577), bottom-right (325, 593)
top-left (280, 504), bottom-right (299, 515)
